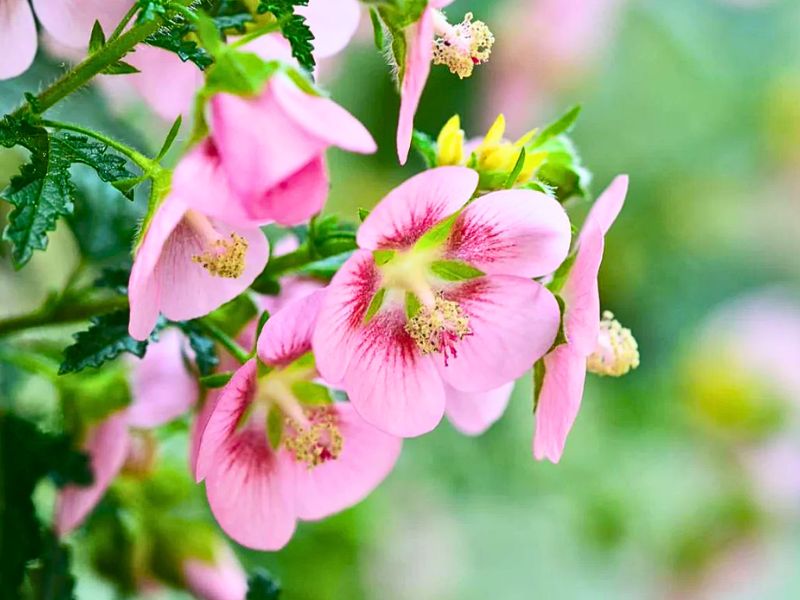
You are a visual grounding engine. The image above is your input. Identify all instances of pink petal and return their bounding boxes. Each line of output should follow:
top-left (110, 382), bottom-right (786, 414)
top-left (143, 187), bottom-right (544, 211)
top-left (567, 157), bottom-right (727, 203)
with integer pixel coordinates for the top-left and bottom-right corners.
top-left (190, 389), bottom-right (222, 481)
top-left (356, 167), bottom-right (478, 251)
top-left (312, 249), bottom-right (380, 384)
top-left (204, 420), bottom-right (297, 551)
top-left (343, 306), bottom-right (446, 437)
top-left (183, 545), bottom-right (248, 600)
top-left (248, 156), bottom-right (330, 227)
top-left (257, 289), bottom-right (326, 367)
top-left (445, 189), bottom-right (572, 278)
top-left (127, 329), bottom-right (198, 428)
top-left (55, 413), bottom-right (130, 535)
top-left (195, 360), bottom-right (257, 482)
top-left (562, 221), bottom-right (604, 356)
top-left (297, 0), bottom-right (361, 58)
top-left (0, 0), bottom-right (36, 80)
top-left (582, 175), bottom-right (628, 239)
top-left (532, 345), bottom-right (587, 463)
top-left (396, 6), bottom-right (435, 164)
top-left (438, 276), bottom-right (561, 393)
top-left (291, 403), bottom-right (402, 520)
top-left (258, 276), bottom-right (324, 316)
top-left (444, 382), bottom-right (515, 436)
top-left (271, 75), bottom-right (376, 154)
top-left (32, 0), bottom-right (132, 48)
top-left (155, 217), bottom-right (269, 323)
top-left (125, 44), bottom-right (203, 121)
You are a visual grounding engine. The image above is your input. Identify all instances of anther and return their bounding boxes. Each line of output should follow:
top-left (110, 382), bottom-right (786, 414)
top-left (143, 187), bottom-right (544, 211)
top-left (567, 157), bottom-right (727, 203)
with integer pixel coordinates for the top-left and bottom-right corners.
top-left (191, 232), bottom-right (249, 278)
top-left (405, 295), bottom-right (471, 365)
top-left (587, 311), bottom-right (640, 377)
top-left (432, 12), bottom-right (494, 79)
top-left (283, 407), bottom-right (343, 469)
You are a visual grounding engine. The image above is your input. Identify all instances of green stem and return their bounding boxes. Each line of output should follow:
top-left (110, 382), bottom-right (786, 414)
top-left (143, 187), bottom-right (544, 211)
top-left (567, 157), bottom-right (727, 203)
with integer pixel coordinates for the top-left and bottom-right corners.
top-left (196, 319), bottom-right (251, 364)
top-left (108, 3), bottom-right (141, 42)
top-left (230, 22), bottom-right (282, 48)
top-left (40, 119), bottom-right (158, 173)
top-left (0, 346), bottom-right (59, 381)
top-left (0, 296), bottom-right (129, 338)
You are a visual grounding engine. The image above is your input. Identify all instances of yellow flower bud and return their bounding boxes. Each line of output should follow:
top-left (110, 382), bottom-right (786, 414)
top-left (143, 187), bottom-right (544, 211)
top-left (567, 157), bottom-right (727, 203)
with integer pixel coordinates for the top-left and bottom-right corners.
top-left (436, 115), bottom-right (465, 166)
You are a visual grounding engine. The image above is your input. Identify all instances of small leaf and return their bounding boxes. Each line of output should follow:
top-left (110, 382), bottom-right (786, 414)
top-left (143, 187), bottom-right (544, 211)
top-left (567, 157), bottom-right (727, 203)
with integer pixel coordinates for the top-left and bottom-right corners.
top-left (59, 310), bottom-right (151, 375)
top-left (156, 115), bottom-right (182, 160)
top-left (102, 61), bottom-right (140, 75)
top-left (530, 105), bottom-right (581, 148)
top-left (358, 207), bottom-right (371, 222)
top-left (504, 147), bottom-right (526, 189)
top-left (405, 292), bottom-right (421, 319)
top-left (414, 211), bottom-right (461, 251)
top-left (291, 381), bottom-right (333, 405)
top-left (430, 260), bottom-right (484, 281)
top-left (363, 288), bottom-right (386, 324)
top-left (369, 7), bottom-right (384, 50)
top-left (89, 20), bottom-right (106, 53)
top-left (267, 407), bottom-right (284, 451)
top-left (411, 129), bottom-right (437, 168)
top-left (199, 372), bottom-right (234, 388)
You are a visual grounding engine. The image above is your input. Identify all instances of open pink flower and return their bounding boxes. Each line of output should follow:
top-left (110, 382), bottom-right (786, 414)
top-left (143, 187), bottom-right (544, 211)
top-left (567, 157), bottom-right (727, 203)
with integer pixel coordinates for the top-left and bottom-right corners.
top-left (194, 290), bottom-right (401, 550)
top-left (0, 0), bottom-right (132, 79)
top-left (56, 330), bottom-right (198, 535)
top-left (313, 167), bottom-right (571, 437)
top-left (533, 176), bottom-right (632, 463)
top-left (127, 148), bottom-right (270, 341)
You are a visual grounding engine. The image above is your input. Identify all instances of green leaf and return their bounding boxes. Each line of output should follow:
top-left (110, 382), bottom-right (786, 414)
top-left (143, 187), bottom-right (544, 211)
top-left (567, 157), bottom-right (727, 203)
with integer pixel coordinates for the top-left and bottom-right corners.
top-left (59, 310), bottom-right (151, 375)
top-left (176, 321), bottom-right (220, 376)
top-left (504, 147), bottom-right (527, 189)
top-left (199, 372), bottom-right (234, 388)
top-left (430, 260), bottom-right (484, 281)
top-left (247, 568), bottom-right (282, 600)
top-left (530, 105), bottom-right (581, 148)
top-left (405, 292), bottom-right (421, 319)
top-left (363, 288), bottom-right (386, 324)
top-left (102, 61), bottom-right (140, 75)
top-left (291, 381), bottom-right (333, 405)
top-left (267, 406), bottom-right (284, 450)
top-left (204, 294), bottom-right (259, 338)
top-left (31, 531), bottom-right (78, 600)
top-left (59, 366), bottom-right (132, 426)
top-left (376, 0), bottom-right (428, 82)
top-left (145, 18), bottom-right (212, 69)
top-left (156, 115), bottom-right (182, 160)
top-left (257, 1), bottom-right (315, 73)
top-left (204, 50), bottom-right (280, 96)
top-left (358, 207), bottom-right (371, 222)
top-left (414, 211), bottom-right (461, 252)
top-left (535, 136), bottom-right (592, 201)
top-left (89, 20), bottom-right (106, 53)
top-left (411, 129), bottom-right (437, 168)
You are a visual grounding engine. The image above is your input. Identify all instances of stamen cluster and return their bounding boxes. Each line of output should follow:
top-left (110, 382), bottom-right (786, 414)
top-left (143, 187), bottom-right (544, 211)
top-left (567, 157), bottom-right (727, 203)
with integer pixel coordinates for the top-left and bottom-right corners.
top-left (433, 12), bottom-right (495, 79)
top-left (283, 406), bottom-right (344, 469)
top-left (405, 295), bottom-right (472, 365)
top-left (587, 311), bottom-right (640, 377)
top-left (192, 233), bottom-right (249, 278)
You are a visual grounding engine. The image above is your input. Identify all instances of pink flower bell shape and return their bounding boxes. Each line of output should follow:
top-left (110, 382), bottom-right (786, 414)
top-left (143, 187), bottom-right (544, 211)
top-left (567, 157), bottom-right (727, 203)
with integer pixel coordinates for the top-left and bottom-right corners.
top-left (196, 73), bottom-right (376, 227)
top-left (127, 148), bottom-right (270, 341)
top-left (312, 166), bottom-right (571, 437)
top-left (533, 175), bottom-right (634, 463)
top-left (194, 290), bottom-right (402, 550)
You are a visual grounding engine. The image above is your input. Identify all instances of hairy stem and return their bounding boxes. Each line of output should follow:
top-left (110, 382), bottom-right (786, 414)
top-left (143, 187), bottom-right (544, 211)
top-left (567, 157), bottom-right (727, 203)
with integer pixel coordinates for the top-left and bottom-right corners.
top-left (0, 296), bottom-right (129, 337)
top-left (195, 319), bottom-right (251, 364)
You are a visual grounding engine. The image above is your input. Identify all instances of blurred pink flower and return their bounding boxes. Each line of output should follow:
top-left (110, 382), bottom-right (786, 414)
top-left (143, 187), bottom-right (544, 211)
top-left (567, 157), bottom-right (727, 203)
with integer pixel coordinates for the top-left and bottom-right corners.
top-left (533, 176), bottom-right (629, 463)
top-left (0, 0), bottom-right (132, 79)
top-left (313, 167), bottom-right (570, 437)
top-left (183, 545), bottom-right (248, 600)
top-left (56, 330), bottom-right (198, 535)
top-left (194, 289), bottom-right (402, 550)
top-left (127, 150), bottom-right (270, 341)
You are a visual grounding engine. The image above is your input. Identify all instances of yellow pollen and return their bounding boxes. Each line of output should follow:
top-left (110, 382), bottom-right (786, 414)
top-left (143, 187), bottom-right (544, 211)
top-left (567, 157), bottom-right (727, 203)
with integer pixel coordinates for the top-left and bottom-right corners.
top-left (432, 12), bottom-right (494, 79)
top-left (192, 232), bottom-right (249, 278)
top-left (587, 311), bottom-right (640, 377)
top-left (405, 295), bottom-right (471, 363)
top-left (283, 406), bottom-right (343, 469)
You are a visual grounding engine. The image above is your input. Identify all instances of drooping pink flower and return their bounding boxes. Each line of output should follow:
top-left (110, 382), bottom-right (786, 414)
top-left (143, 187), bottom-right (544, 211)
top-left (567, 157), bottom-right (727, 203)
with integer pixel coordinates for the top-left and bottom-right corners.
top-left (127, 149), bottom-right (270, 341)
top-left (194, 289), bottom-right (402, 550)
top-left (296, 0), bottom-right (362, 59)
top-left (183, 545), bottom-right (248, 600)
top-left (56, 330), bottom-right (198, 535)
top-left (312, 166), bottom-right (571, 437)
top-left (533, 175), bottom-right (632, 463)
top-left (0, 0), bottom-right (132, 79)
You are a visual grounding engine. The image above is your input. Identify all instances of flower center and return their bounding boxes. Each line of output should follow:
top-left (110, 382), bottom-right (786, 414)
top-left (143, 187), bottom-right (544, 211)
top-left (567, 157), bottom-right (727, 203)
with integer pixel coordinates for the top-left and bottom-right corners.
top-left (405, 294), bottom-right (472, 365)
top-left (283, 406), bottom-right (343, 469)
top-left (379, 249), bottom-right (439, 306)
top-left (432, 11), bottom-right (494, 79)
top-left (184, 210), bottom-right (248, 279)
top-left (587, 311), bottom-right (640, 377)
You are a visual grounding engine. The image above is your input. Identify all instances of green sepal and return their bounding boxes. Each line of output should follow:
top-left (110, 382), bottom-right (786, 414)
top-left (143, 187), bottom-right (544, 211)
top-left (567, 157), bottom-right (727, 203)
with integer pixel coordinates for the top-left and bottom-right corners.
top-left (199, 372), bottom-right (234, 388)
top-left (267, 406), bottom-right (284, 450)
top-left (203, 51), bottom-right (280, 96)
top-left (89, 20), bottom-right (106, 53)
top-left (412, 129), bottom-right (437, 168)
top-left (358, 207), bottom-right (371, 222)
top-left (254, 310), bottom-right (271, 344)
top-left (405, 292), bottom-right (421, 319)
top-left (372, 249), bottom-right (395, 266)
top-left (156, 115), bottom-right (182, 160)
top-left (309, 213), bottom-right (357, 257)
top-left (547, 250), bottom-right (577, 295)
top-left (369, 7), bottom-right (385, 50)
top-left (291, 381), bottom-right (333, 405)
top-left (430, 260), bottom-right (484, 282)
top-left (530, 105), bottom-right (581, 149)
top-left (414, 211), bottom-right (461, 251)
top-left (550, 295), bottom-right (568, 350)
top-left (504, 147), bottom-right (527, 189)
top-left (532, 359), bottom-right (545, 412)
top-left (534, 136), bottom-right (592, 201)
top-left (102, 61), bottom-right (141, 75)
top-left (363, 288), bottom-right (387, 324)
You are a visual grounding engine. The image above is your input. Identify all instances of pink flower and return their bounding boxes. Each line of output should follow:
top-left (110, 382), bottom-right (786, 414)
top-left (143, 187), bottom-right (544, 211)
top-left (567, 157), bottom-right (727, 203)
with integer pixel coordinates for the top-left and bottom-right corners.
top-left (127, 148), bottom-right (270, 341)
top-left (396, 1), bottom-right (494, 164)
top-left (183, 545), bottom-right (248, 600)
top-left (194, 289), bottom-right (402, 550)
top-left (296, 0), bottom-right (362, 59)
top-left (56, 330), bottom-right (198, 535)
top-left (312, 166), bottom-right (571, 437)
top-left (0, 0), bottom-right (132, 79)
top-left (533, 176), bottom-right (632, 463)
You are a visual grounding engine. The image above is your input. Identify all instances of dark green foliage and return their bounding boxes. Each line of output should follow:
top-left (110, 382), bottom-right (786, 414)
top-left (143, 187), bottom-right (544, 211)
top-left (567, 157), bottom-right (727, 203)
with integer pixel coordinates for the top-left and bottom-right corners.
top-left (257, 0), bottom-right (316, 72)
top-left (176, 321), bottom-right (220, 376)
top-left (0, 414), bottom-right (91, 598)
top-left (146, 21), bottom-right (213, 69)
top-left (94, 266), bottom-right (132, 294)
top-left (59, 310), bottom-right (150, 375)
top-left (247, 568), bottom-right (282, 600)
top-left (29, 531), bottom-right (78, 600)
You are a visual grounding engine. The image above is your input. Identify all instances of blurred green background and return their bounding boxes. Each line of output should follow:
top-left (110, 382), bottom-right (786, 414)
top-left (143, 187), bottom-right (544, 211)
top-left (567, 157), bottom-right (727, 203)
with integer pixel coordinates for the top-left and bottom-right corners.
top-left (3, 0), bottom-right (800, 598)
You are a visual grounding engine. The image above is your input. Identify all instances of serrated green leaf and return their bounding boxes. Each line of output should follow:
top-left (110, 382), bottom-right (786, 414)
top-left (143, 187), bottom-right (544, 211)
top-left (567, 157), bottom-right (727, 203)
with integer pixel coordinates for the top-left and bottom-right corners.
top-left (200, 372), bottom-right (234, 388)
top-left (405, 291), bottom-right (421, 319)
top-left (430, 260), bottom-right (484, 281)
top-left (291, 381), bottom-right (333, 405)
top-left (412, 129), bottom-right (437, 168)
top-left (176, 321), bottom-right (220, 376)
top-left (247, 568), bottom-right (282, 600)
top-left (267, 407), bottom-right (284, 450)
top-left (102, 61), bottom-right (140, 75)
top-left (145, 18), bottom-right (212, 69)
top-left (363, 288), bottom-right (386, 324)
top-left (59, 310), bottom-right (150, 375)
top-left (414, 211), bottom-right (461, 251)
top-left (89, 20), bottom-right (106, 53)
top-left (530, 105), bottom-right (581, 148)
top-left (257, 0), bottom-right (315, 73)
top-left (156, 115), bottom-right (182, 160)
